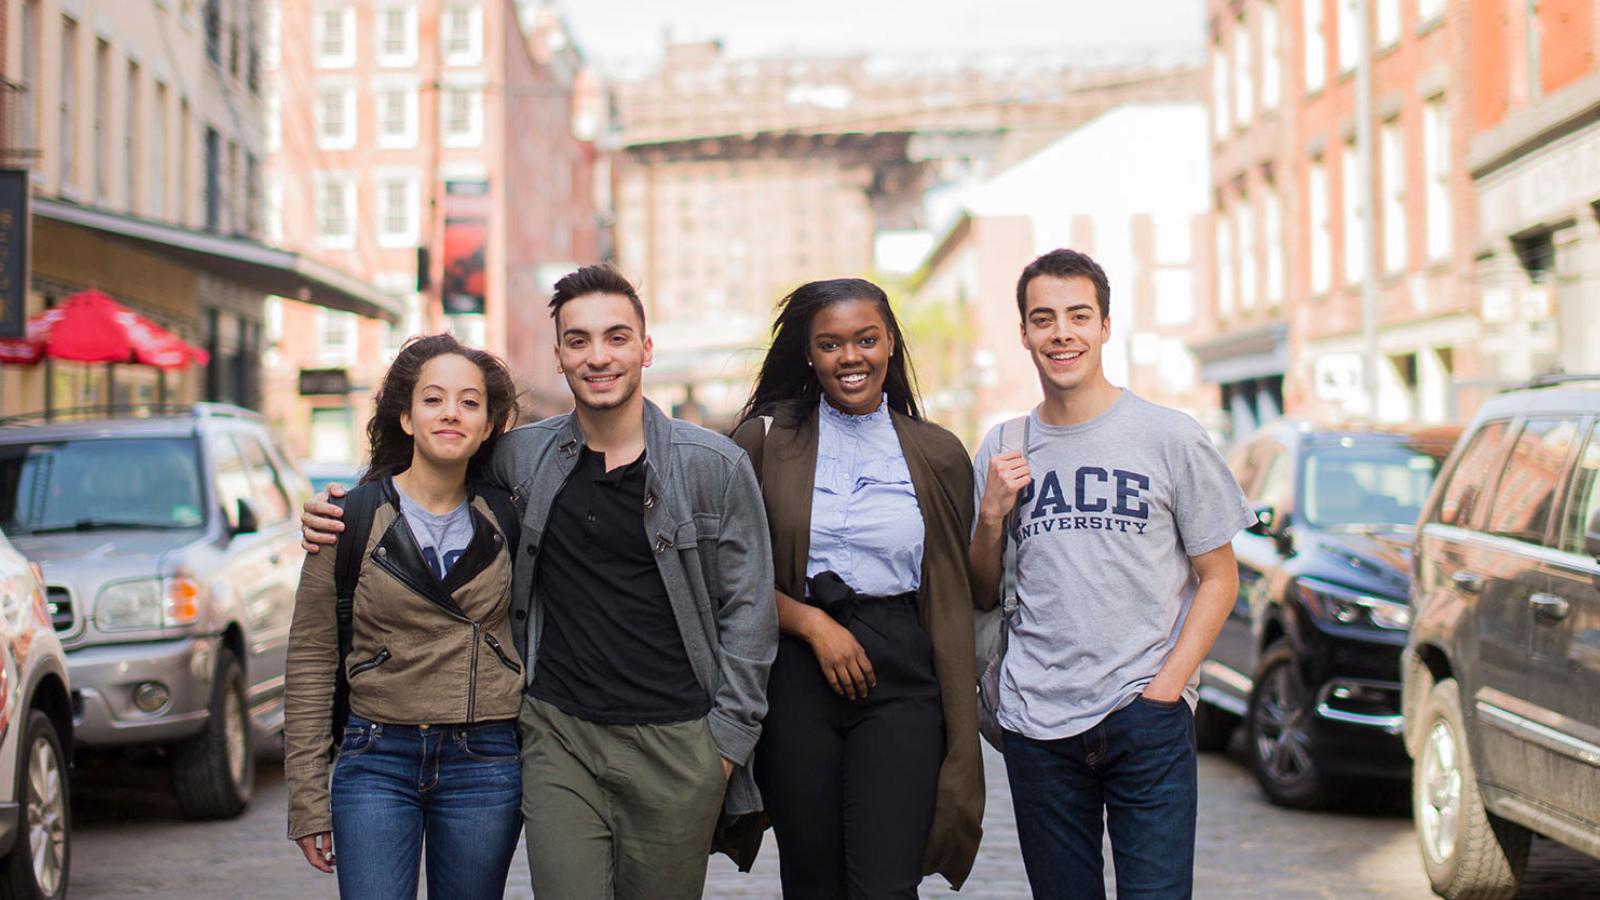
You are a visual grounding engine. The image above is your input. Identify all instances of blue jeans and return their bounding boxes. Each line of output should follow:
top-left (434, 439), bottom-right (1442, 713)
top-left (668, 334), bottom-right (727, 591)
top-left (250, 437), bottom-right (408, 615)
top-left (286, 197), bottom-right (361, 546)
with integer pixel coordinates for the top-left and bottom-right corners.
top-left (330, 714), bottom-right (523, 900)
top-left (1002, 697), bottom-right (1198, 900)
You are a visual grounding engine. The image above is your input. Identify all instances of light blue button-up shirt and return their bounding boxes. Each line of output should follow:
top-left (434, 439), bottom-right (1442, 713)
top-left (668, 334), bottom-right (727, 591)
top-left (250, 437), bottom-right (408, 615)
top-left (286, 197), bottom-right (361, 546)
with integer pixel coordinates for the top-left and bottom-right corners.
top-left (806, 395), bottom-right (925, 597)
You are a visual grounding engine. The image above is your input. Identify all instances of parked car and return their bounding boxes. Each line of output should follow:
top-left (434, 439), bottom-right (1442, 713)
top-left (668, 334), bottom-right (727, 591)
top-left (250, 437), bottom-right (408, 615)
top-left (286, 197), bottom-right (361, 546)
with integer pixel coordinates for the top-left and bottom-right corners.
top-left (1404, 376), bottom-right (1600, 899)
top-left (1194, 420), bottom-right (1460, 808)
top-left (0, 404), bottom-right (308, 820)
top-left (0, 527), bottom-right (72, 900)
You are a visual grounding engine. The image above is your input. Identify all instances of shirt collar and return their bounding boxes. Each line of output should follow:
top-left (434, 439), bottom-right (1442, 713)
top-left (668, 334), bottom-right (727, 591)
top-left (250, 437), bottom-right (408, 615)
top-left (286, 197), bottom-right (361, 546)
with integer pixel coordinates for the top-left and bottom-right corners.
top-left (819, 393), bottom-right (890, 426)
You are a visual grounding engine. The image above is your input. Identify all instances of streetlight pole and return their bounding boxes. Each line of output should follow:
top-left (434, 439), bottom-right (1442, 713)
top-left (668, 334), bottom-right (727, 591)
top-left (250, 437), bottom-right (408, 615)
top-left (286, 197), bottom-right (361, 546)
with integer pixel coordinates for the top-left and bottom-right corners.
top-left (1356, 0), bottom-right (1381, 420)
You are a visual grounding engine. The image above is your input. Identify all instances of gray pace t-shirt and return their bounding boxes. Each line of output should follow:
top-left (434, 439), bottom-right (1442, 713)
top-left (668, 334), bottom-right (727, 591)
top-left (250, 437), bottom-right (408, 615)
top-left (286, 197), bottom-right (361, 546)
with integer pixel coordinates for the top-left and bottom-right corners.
top-left (393, 481), bottom-right (475, 581)
top-left (972, 390), bottom-right (1255, 741)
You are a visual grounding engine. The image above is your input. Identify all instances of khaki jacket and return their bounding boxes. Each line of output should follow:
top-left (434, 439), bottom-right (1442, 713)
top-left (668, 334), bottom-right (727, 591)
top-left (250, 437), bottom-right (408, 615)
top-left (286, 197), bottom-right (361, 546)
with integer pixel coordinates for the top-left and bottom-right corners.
top-left (732, 406), bottom-right (985, 889)
top-left (283, 486), bottom-right (520, 840)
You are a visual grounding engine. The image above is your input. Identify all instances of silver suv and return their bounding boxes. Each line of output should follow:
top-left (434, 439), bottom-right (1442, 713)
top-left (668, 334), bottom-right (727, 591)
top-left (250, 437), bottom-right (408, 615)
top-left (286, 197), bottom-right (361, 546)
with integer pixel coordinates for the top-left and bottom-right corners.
top-left (0, 405), bottom-right (308, 819)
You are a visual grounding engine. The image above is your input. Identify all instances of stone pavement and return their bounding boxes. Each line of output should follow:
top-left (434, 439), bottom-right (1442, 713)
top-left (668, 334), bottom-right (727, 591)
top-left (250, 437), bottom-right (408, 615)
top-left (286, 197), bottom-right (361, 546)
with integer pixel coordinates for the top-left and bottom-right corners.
top-left (70, 740), bottom-right (1600, 898)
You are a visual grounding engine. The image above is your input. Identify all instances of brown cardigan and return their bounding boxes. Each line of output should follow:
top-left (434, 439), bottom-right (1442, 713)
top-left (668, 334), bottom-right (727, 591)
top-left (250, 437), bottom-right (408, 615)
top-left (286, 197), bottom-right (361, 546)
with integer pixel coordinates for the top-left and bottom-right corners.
top-left (732, 405), bottom-right (984, 890)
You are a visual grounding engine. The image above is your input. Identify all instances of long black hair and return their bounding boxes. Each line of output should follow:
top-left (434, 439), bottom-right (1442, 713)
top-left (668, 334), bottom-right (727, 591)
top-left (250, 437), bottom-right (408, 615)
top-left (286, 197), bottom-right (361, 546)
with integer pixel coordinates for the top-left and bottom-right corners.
top-left (362, 333), bottom-right (519, 484)
top-left (734, 278), bottom-right (921, 431)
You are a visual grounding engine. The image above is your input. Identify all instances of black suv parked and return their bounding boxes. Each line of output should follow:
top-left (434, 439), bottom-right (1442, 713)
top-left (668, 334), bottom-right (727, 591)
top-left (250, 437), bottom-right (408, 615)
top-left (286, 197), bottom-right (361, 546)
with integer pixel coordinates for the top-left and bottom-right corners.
top-left (1196, 420), bottom-right (1459, 808)
top-left (1404, 377), bottom-right (1600, 899)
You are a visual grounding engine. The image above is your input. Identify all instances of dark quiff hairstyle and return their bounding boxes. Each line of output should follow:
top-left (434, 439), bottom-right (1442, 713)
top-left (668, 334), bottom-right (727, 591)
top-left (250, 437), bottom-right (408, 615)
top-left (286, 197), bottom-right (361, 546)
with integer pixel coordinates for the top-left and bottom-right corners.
top-left (362, 333), bottom-right (519, 484)
top-left (1015, 248), bottom-right (1111, 322)
top-left (734, 278), bottom-right (922, 430)
top-left (548, 263), bottom-right (647, 330)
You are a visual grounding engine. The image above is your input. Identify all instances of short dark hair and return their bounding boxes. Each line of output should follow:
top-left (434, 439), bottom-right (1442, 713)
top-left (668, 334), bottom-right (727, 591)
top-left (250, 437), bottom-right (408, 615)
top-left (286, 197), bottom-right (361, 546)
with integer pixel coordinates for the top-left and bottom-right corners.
top-left (1016, 249), bottom-right (1110, 321)
top-left (548, 264), bottom-right (646, 330)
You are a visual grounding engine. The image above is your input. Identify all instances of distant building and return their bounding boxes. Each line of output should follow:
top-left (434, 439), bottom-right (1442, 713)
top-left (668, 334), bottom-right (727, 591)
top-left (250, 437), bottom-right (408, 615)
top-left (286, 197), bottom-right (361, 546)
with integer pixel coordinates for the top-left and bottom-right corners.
top-left (907, 105), bottom-right (1213, 445)
top-left (260, 0), bottom-right (600, 463)
top-left (1467, 0), bottom-right (1600, 379)
top-left (609, 40), bottom-right (1201, 425)
top-left (1197, 0), bottom-right (1483, 438)
top-left (0, 0), bottom-right (392, 418)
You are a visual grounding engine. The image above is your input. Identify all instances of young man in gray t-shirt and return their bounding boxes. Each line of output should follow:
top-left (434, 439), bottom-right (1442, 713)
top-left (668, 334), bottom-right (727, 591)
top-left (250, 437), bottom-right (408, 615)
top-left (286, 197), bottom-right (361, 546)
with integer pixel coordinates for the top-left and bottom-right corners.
top-left (970, 249), bottom-right (1253, 899)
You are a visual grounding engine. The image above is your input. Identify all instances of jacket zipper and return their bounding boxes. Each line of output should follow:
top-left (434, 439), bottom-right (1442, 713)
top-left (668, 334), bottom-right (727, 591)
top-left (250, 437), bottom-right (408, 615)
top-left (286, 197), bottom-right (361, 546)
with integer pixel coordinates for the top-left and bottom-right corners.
top-left (484, 634), bottom-right (522, 674)
top-left (349, 647), bottom-right (390, 678)
top-left (467, 623), bottom-right (480, 723)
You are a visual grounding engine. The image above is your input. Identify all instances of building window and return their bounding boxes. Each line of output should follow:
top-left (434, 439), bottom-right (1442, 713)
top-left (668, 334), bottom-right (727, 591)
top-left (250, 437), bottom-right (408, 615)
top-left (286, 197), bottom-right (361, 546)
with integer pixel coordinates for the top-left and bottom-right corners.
top-left (205, 0), bottom-right (222, 64)
top-left (1310, 157), bottom-right (1331, 294)
top-left (1233, 16), bottom-right (1253, 126)
top-left (1264, 183), bottom-right (1284, 305)
top-left (315, 86), bottom-right (357, 150)
top-left (19, 1), bottom-right (39, 152)
top-left (441, 4), bottom-right (483, 66)
top-left (1237, 198), bottom-right (1256, 310)
top-left (314, 6), bottom-right (356, 69)
top-left (1261, 2), bottom-right (1281, 111)
top-left (315, 174), bottom-right (356, 249)
top-left (376, 172), bottom-right (419, 247)
top-left (94, 38), bottom-right (109, 201)
top-left (1380, 120), bottom-right (1406, 274)
top-left (125, 61), bottom-right (141, 212)
top-left (318, 310), bottom-right (358, 366)
top-left (59, 17), bottom-right (80, 192)
top-left (244, 153), bottom-right (259, 237)
top-left (1304, 0), bottom-right (1326, 92)
top-left (441, 87), bottom-right (484, 147)
top-left (376, 85), bottom-right (418, 149)
top-left (377, 5), bottom-right (417, 67)
top-left (1337, 0), bottom-right (1359, 73)
top-left (265, 89), bottom-right (281, 152)
top-left (1342, 139), bottom-right (1365, 286)
top-left (152, 81), bottom-right (168, 218)
top-left (204, 127), bottom-right (221, 232)
top-left (1419, 0), bottom-right (1446, 24)
top-left (1211, 44), bottom-right (1231, 139)
top-left (263, 2), bottom-right (281, 69)
top-left (1423, 97), bottom-right (1451, 262)
top-left (265, 175), bottom-right (283, 244)
top-left (1377, 0), bottom-right (1401, 48)
top-left (1216, 206), bottom-right (1235, 316)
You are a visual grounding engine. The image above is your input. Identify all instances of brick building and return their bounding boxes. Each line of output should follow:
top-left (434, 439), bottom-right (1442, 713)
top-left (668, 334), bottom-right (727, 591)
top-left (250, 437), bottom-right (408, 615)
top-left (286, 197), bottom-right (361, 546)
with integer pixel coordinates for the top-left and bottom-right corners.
top-left (1196, 0), bottom-right (1486, 438)
top-left (610, 41), bottom-right (1200, 425)
top-left (260, 0), bottom-right (599, 464)
top-left (1467, 0), bottom-right (1600, 379)
top-left (1, 0), bottom-right (393, 419)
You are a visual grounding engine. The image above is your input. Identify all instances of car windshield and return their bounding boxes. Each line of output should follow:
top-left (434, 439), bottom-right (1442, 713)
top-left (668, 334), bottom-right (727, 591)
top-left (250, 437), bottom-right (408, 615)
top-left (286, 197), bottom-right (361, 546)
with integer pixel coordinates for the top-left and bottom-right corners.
top-left (0, 437), bottom-right (206, 534)
top-left (1302, 445), bottom-right (1443, 530)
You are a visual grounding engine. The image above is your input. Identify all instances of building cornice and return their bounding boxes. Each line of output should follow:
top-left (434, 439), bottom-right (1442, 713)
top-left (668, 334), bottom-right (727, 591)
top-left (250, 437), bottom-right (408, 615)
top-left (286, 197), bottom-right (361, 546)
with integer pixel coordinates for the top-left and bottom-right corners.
top-left (1469, 73), bottom-right (1600, 180)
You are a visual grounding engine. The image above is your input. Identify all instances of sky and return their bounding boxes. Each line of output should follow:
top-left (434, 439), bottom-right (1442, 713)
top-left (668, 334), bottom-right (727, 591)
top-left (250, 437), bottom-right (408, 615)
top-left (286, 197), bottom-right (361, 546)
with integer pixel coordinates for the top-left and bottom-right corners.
top-left (558, 0), bottom-right (1205, 73)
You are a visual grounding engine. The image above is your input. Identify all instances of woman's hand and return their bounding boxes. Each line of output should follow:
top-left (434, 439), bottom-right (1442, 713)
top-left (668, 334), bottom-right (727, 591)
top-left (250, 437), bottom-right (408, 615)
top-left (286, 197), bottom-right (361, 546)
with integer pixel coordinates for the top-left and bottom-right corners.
top-left (803, 615), bottom-right (876, 700)
top-left (300, 486), bottom-right (347, 554)
top-left (296, 832), bottom-right (336, 874)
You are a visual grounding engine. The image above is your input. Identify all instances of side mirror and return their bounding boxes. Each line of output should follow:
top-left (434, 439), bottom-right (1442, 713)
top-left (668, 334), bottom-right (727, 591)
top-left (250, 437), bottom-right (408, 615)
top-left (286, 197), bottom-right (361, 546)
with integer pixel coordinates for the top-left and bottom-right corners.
top-left (232, 498), bottom-right (260, 537)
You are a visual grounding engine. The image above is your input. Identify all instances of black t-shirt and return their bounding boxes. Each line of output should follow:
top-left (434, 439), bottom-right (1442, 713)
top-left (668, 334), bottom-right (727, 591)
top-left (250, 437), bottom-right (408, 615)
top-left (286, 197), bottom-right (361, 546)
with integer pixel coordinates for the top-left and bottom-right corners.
top-left (531, 447), bottom-right (711, 724)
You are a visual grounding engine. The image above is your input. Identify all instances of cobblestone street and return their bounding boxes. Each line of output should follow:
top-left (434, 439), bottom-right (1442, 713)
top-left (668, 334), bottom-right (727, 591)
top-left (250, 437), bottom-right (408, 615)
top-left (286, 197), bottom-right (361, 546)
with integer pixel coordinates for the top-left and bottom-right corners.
top-left (69, 735), bottom-right (1600, 898)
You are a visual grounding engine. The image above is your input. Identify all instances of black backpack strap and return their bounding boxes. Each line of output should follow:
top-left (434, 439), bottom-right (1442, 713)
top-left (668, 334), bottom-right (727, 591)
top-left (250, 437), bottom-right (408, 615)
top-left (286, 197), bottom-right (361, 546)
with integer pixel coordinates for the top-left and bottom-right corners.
top-left (328, 480), bottom-right (386, 758)
top-left (474, 481), bottom-right (521, 550)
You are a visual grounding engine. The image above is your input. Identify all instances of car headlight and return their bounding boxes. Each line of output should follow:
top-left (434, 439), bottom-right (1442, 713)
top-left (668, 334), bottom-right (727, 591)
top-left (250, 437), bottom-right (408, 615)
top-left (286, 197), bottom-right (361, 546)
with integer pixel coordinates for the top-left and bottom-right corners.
top-left (1297, 576), bottom-right (1411, 631)
top-left (95, 576), bottom-right (204, 631)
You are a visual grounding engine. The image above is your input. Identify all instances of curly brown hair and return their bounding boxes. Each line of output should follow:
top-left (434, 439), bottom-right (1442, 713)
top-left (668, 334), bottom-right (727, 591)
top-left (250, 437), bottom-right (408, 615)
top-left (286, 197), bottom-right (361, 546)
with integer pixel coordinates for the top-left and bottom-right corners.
top-left (361, 334), bottom-right (519, 484)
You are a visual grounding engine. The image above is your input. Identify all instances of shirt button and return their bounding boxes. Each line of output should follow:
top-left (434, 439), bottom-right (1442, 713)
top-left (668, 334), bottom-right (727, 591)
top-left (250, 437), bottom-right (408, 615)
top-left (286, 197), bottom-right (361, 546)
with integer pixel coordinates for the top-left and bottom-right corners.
top-left (514, 610), bottom-right (527, 620)
top-left (525, 545), bottom-right (536, 558)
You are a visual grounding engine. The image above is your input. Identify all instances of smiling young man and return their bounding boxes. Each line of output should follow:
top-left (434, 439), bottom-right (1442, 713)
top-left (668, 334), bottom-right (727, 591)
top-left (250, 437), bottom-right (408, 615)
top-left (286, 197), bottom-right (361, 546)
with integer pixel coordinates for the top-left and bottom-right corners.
top-left (301, 264), bottom-right (776, 899)
top-left (968, 249), bottom-right (1253, 899)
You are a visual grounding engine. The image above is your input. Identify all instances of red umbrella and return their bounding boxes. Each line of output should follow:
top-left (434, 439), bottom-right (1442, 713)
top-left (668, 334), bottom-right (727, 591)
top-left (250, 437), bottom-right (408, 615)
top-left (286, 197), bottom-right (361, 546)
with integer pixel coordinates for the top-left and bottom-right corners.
top-left (0, 289), bottom-right (210, 370)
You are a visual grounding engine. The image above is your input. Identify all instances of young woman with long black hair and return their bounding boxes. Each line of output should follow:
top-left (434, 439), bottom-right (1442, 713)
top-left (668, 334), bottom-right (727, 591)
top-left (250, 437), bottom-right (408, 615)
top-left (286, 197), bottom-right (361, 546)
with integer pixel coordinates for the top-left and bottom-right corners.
top-left (730, 278), bottom-right (984, 897)
top-left (283, 334), bottom-right (524, 899)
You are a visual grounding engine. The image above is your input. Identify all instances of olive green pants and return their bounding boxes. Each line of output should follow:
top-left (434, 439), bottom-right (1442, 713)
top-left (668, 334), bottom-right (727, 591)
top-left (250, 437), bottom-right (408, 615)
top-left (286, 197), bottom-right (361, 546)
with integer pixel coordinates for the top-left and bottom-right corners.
top-left (518, 696), bottom-right (726, 900)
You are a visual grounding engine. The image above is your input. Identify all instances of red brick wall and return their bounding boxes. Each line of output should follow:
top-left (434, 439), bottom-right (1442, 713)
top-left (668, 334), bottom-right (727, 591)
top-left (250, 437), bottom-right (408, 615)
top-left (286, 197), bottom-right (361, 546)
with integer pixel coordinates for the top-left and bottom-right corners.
top-left (1470, 0), bottom-right (1512, 131)
top-left (1540, 0), bottom-right (1596, 95)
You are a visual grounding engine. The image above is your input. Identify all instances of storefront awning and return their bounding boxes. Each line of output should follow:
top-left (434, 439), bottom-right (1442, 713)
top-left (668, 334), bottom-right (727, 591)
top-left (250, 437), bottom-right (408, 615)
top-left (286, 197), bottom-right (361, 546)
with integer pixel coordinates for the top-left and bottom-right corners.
top-left (33, 198), bottom-right (401, 322)
top-left (1189, 323), bottom-right (1290, 385)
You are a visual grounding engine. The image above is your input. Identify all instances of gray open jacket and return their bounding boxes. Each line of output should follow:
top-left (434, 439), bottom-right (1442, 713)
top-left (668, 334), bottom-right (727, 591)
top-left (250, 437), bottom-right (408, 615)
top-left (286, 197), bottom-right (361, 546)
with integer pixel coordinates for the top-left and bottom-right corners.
top-left (489, 400), bottom-right (777, 816)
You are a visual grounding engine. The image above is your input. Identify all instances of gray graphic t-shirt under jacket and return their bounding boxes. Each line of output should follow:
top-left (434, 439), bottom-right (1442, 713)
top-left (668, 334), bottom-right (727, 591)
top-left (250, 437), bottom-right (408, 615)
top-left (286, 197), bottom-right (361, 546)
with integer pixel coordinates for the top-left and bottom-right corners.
top-left (972, 391), bottom-right (1255, 741)
top-left (393, 480), bottom-right (474, 580)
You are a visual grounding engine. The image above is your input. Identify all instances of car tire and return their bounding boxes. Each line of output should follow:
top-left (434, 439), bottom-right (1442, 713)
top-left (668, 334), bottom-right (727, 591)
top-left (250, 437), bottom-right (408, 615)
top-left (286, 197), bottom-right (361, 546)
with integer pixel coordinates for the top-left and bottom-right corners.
top-left (1246, 641), bottom-right (1328, 808)
top-left (0, 710), bottom-right (70, 900)
top-left (171, 648), bottom-right (254, 820)
top-left (1413, 678), bottom-right (1530, 900)
top-left (1194, 700), bottom-right (1238, 754)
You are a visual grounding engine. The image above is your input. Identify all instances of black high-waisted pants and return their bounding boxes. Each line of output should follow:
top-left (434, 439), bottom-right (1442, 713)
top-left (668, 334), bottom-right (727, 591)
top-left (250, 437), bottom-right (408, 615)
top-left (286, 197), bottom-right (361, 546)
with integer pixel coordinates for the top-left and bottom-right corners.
top-left (754, 590), bottom-right (946, 899)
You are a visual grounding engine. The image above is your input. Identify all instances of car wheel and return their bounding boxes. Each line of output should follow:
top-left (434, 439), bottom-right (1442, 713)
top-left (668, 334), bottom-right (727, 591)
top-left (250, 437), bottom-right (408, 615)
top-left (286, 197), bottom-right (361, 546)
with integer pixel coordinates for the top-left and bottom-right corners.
top-left (1246, 642), bottom-right (1327, 808)
top-left (0, 710), bottom-right (69, 900)
top-left (1413, 678), bottom-right (1529, 900)
top-left (1194, 700), bottom-right (1238, 754)
top-left (171, 648), bottom-right (254, 820)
